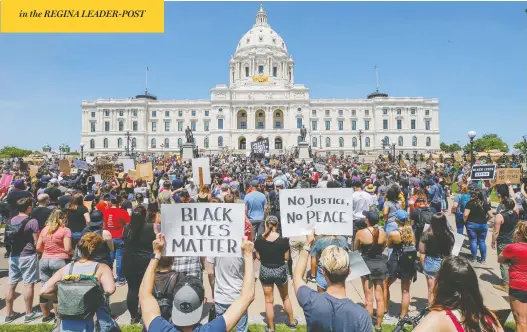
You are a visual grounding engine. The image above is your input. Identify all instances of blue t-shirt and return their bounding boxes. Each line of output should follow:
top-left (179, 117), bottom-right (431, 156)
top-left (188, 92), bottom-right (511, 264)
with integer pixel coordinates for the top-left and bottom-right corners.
top-left (148, 316), bottom-right (226, 332)
top-left (297, 286), bottom-right (372, 332)
top-left (244, 191), bottom-right (266, 222)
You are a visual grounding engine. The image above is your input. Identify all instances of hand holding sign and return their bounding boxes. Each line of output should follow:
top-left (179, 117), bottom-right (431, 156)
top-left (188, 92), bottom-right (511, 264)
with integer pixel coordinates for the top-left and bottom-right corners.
top-left (153, 233), bottom-right (166, 256)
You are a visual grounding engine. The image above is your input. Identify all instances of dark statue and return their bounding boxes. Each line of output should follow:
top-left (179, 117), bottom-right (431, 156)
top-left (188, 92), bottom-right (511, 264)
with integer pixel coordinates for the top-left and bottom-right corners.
top-left (185, 126), bottom-right (194, 144)
top-left (300, 125), bottom-right (307, 142)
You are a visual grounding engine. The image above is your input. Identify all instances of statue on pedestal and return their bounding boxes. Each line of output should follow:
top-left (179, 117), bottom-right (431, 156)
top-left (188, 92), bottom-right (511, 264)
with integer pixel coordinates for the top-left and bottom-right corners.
top-left (185, 126), bottom-right (194, 144)
top-left (300, 125), bottom-right (307, 142)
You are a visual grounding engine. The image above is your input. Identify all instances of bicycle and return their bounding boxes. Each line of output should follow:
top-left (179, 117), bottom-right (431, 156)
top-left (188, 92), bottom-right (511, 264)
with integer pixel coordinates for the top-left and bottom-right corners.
top-left (392, 307), bottom-right (429, 332)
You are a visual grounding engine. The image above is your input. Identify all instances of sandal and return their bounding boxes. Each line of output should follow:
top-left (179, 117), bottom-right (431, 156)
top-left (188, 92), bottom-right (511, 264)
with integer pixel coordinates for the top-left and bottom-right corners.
top-left (286, 318), bottom-right (299, 330)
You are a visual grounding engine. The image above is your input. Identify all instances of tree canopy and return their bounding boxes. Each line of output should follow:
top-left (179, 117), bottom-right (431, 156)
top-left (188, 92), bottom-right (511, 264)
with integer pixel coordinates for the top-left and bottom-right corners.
top-left (440, 142), bottom-right (462, 153)
top-left (464, 134), bottom-right (508, 153)
top-left (0, 146), bottom-right (33, 158)
top-left (513, 141), bottom-right (527, 153)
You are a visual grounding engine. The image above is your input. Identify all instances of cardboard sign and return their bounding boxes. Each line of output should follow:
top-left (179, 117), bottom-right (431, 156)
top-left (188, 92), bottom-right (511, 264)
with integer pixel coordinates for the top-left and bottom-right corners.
top-left (314, 163), bottom-right (326, 173)
top-left (95, 162), bottom-right (115, 181)
top-left (29, 165), bottom-right (39, 177)
top-left (0, 174), bottom-right (13, 188)
top-left (59, 159), bottom-right (71, 175)
top-left (117, 172), bottom-right (125, 179)
top-left (160, 203), bottom-right (245, 257)
top-left (73, 160), bottom-right (89, 170)
top-left (279, 188), bottom-right (354, 238)
top-left (495, 168), bottom-right (521, 184)
top-left (470, 164), bottom-right (496, 181)
top-left (136, 162), bottom-right (153, 182)
top-left (192, 158), bottom-right (211, 186)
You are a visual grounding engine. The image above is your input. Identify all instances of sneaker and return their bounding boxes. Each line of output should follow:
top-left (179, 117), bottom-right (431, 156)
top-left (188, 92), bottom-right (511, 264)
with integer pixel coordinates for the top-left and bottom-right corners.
top-left (493, 283), bottom-right (509, 293)
top-left (24, 311), bottom-right (43, 323)
top-left (286, 318), bottom-right (298, 330)
top-left (130, 317), bottom-right (141, 325)
top-left (5, 312), bottom-right (23, 324)
top-left (116, 280), bottom-right (127, 287)
top-left (42, 312), bottom-right (56, 323)
top-left (383, 313), bottom-right (399, 324)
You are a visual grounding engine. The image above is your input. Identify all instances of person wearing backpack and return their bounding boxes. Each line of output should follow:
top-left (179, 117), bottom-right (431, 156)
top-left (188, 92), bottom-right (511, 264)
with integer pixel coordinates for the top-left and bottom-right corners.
top-left (40, 232), bottom-right (118, 332)
top-left (410, 198), bottom-right (436, 251)
top-left (4, 196), bottom-right (42, 323)
top-left (451, 184), bottom-right (471, 235)
top-left (385, 210), bottom-right (417, 322)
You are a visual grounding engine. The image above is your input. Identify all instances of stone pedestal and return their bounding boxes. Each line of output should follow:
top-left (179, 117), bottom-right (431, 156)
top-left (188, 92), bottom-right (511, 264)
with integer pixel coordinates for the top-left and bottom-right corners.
top-left (181, 143), bottom-right (195, 160)
top-left (295, 142), bottom-right (313, 163)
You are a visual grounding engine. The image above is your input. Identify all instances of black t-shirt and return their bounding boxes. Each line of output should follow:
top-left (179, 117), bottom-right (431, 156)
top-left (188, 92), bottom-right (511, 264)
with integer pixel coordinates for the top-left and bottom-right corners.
top-left (465, 201), bottom-right (490, 224)
top-left (45, 187), bottom-right (62, 202)
top-left (255, 237), bottom-right (289, 268)
top-left (31, 206), bottom-right (52, 230)
top-left (66, 206), bottom-right (89, 233)
top-left (123, 222), bottom-right (156, 277)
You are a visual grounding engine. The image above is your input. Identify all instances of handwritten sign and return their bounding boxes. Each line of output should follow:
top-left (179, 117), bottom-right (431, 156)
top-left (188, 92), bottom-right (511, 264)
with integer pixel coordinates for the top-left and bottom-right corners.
top-left (59, 159), bottom-right (71, 175)
top-left (136, 162), bottom-right (153, 181)
top-left (121, 158), bottom-right (135, 172)
top-left (251, 138), bottom-right (269, 156)
top-left (279, 188), bottom-right (354, 237)
top-left (495, 168), bottom-right (521, 184)
top-left (192, 158), bottom-right (211, 186)
top-left (29, 165), bottom-right (39, 177)
top-left (95, 162), bottom-right (115, 181)
top-left (161, 203), bottom-right (245, 257)
top-left (73, 160), bottom-right (89, 171)
top-left (470, 165), bottom-right (496, 181)
top-left (314, 163), bottom-right (326, 173)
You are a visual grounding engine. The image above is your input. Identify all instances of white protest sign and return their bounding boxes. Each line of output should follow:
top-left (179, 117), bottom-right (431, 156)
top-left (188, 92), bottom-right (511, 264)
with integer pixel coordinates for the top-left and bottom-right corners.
top-left (279, 188), bottom-right (354, 238)
top-left (161, 203), bottom-right (244, 257)
top-left (423, 224), bottom-right (464, 256)
top-left (314, 163), bottom-right (325, 173)
top-left (122, 158), bottom-right (135, 172)
top-left (346, 251), bottom-right (371, 281)
top-left (192, 158), bottom-right (211, 186)
top-left (93, 174), bottom-right (102, 183)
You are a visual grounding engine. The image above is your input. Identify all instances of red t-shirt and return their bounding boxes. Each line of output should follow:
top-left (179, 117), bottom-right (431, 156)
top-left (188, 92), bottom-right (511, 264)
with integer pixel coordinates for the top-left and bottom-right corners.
top-left (502, 242), bottom-right (527, 291)
top-left (103, 207), bottom-right (131, 239)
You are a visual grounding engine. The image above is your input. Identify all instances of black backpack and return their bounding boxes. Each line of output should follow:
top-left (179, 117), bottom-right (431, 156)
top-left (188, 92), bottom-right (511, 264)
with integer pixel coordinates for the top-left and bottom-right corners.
top-left (270, 190), bottom-right (280, 216)
top-left (415, 207), bottom-right (434, 229)
top-left (154, 272), bottom-right (178, 321)
top-left (5, 216), bottom-right (31, 245)
top-left (398, 244), bottom-right (418, 271)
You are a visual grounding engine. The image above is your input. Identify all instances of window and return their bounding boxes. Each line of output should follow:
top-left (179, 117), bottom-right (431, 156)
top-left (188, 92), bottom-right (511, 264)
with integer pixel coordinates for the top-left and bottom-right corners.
top-left (383, 136), bottom-right (389, 146)
top-left (204, 137), bottom-right (209, 148)
top-left (275, 121), bottom-right (281, 129)
top-left (383, 109), bottom-right (388, 115)
top-left (119, 110), bottom-right (124, 116)
top-left (351, 120), bottom-right (356, 131)
top-left (398, 136), bottom-right (403, 146)
top-left (165, 111), bottom-right (169, 117)
top-left (296, 118), bottom-right (302, 129)
top-left (383, 119), bottom-right (388, 130)
top-left (351, 110), bottom-right (356, 116)
top-left (245, 67), bottom-right (249, 77)
top-left (191, 121), bottom-right (196, 131)
top-left (258, 65), bottom-right (264, 74)
top-left (103, 138), bottom-right (108, 148)
top-left (411, 120), bottom-right (416, 130)
top-left (257, 121), bottom-right (264, 129)
top-left (273, 66), bottom-right (277, 77)
top-left (412, 136), bottom-right (417, 146)
top-left (311, 120), bottom-right (317, 131)
top-left (241, 122), bottom-right (247, 129)
top-left (151, 138), bottom-right (156, 148)
top-left (164, 138), bottom-right (170, 148)
top-left (132, 138), bottom-right (136, 148)
top-left (117, 138), bottom-right (123, 148)
top-left (325, 110), bottom-right (330, 116)
top-left (91, 112), bottom-right (95, 118)
top-left (338, 120), bottom-right (344, 131)
top-left (133, 121), bottom-right (138, 131)
top-left (397, 119), bottom-right (402, 130)
top-left (397, 109), bottom-right (401, 115)
top-left (365, 110), bottom-right (369, 116)
top-left (165, 121), bottom-right (170, 132)
top-left (205, 111), bottom-right (209, 117)
top-left (178, 121), bottom-right (183, 132)
top-left (178, 110), bottom-right (183, 117)
top-left (312, 137), bottom-right (317, 148)
top-left (425, 110), bottom-right (430, 116)
top-left (352, 137), bottom-right (357, 147)
top-left (105, 110), bottom-right (110, 117)
top-left (426, 137), bottom-right (431, 147)
top-left (275, 138), bottom-right (282, 150)
top-left (425, 120), bottom-right (430, 131)
top-left (104, 121), bottom-right (110, 132)
top-left (90, 122), bottom-right (96, 132)
top-left (152, 111), bottom-right (156, 117)
top-left (218, 119), bottom-right (223, 129)
top-left (151, 122), bottom-right (157, 132)
top-left (365, 137), bottom-right (370, 147)
top-left (218, 136), bottom-right (223, 147)
top-left (338, 110), bottom-right (343, 116)
top-left (325, 137), bottom-right (331, 147)
top-left (204, 121), bottom-right (209, 132)
top-left (191, 110), bottom-right (196, 117)
top-left (178, 138), bottom-right (182, 147)
top-left (364, 120), bottom-right (370, 130)
top-left (339, 137), bottom-right (344, 147)
top-left (90, 139), bottom-right (95, 149)
top-left (132, 109), bottom-right (138, 117)
top-left (411, 108), bottom-right (416, 115)
top-left (312, 109), bottom-right (316, 116)
top-left (325, 120), bottom-right (331, 130)
top-left (119, 121), bottom-right (124, 131)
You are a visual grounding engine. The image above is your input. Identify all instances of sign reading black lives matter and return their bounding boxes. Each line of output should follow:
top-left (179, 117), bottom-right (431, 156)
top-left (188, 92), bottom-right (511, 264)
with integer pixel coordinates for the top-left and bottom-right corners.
top-left (470, 164), bottom-right (496, 181)
top-left (161, 203), bottom-right (245, 257)
top-left (279, 188), bottom-right (354, 238)
top-left (251, 138), bottom-right (269, 156)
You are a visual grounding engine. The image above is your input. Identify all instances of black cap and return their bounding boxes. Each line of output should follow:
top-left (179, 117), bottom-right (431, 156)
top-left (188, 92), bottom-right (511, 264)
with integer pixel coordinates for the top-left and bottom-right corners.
top-left (89, 210), bottom-right (104, 227)
top-left (362, 210), bottom-right (379, 222)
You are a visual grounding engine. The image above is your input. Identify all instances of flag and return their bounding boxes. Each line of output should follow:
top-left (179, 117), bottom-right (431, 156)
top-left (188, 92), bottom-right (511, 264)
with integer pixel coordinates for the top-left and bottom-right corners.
top-left (146, 66), bottom-right (149, 72)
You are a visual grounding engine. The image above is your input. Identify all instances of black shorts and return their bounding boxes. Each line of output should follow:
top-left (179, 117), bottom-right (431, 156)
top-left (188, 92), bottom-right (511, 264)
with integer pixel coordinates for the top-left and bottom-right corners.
top-left (259, 264), bottom-right (288, 286)
top-left (510, 288), bottom-right (527, 303)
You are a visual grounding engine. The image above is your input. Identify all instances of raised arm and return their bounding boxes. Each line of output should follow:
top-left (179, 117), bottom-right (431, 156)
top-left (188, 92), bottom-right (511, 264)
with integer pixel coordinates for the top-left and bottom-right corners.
top-left (139, 233), bottom-right (164, 330)
top-left (293, 230), bottom-right (314, 295)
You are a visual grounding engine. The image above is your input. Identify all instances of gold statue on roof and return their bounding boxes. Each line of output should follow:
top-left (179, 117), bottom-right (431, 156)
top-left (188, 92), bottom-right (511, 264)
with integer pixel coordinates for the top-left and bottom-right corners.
top-left (252, 73), bottom-right (268, 83)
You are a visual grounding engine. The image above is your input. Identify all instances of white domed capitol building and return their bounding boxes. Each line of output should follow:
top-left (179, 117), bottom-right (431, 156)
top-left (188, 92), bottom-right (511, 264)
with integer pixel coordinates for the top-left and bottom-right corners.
top-left (81, 5), bottom-right (440, 156)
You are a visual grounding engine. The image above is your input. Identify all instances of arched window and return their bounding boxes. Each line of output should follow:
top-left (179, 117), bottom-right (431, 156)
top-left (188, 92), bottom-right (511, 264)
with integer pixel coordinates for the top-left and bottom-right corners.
top-left (412, 136), bottom-right (417, 147)
top-left (239, 137), bottom-right (246, 150)
top-left (275, 138), bottom-right (282, 150)
top-left (325, 137), bottom-right (331, 148)
top-left (312, 137), bottom-right (317, 148)
top-left (118, 121), bottom-right (124, 131)
top-left (177, 138), bottom-right (182, 147)
top-left (339, 137), bottom-right (344, 148)
top-left (151, 138), bottom-right (156, 148)
top-left (398, 136), bottom-right (403, 147)
top-left (218, 136), bottom-right (223, 147)
top-left (117, 138), bottom-right (123, 148)
top-left (384, 136), bottom-right (389, 146)
top-left (90, 139), bottom-right (95, 149)
top-left (365, 137), bottom-right (370, 147)
top-left (426, 137), bottom-right (431, 147)
top-left (164, 138), bottom-right (170, 148)
top-left (103, 138), bottom-right (108, 148)
top-left (204, 137), bottom-right (209, 148)
top-left (352, 137), bottom-right (357, 147)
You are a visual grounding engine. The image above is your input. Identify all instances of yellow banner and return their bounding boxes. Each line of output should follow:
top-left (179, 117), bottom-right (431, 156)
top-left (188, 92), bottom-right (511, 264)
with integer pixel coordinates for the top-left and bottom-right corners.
top-left (1, 0), bottom-right (164, 33)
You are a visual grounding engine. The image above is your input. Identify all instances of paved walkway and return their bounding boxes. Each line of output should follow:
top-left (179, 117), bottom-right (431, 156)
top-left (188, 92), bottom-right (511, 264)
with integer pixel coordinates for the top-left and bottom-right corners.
top-left (0, 201), bottom-right (514, 326)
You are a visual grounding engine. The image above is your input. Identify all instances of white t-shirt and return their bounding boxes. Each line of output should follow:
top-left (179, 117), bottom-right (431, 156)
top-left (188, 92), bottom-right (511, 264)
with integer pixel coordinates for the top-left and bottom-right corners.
top-left (206, 257), bottom-right (244, 305)
top-left (352, 190), bottom-right (373, 221)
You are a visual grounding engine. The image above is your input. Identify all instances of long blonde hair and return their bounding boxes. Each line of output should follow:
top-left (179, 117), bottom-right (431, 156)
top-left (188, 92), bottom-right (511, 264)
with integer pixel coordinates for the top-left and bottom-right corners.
top-left (514, 221), bottom-right (527, 243)
top-left (47, 209), bottom-right (66, 235)
top-left (395, 217), bottom-right (415, 245)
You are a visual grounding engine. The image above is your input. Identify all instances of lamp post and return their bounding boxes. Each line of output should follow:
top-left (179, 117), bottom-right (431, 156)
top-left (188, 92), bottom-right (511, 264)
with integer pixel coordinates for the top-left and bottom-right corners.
top-left (160, 143), bottom-right (165, 156)
top-left (80, 142), bottom-right (85, 160)
top-left (392, 143), bottom-right (396, 161)
top-left (125, 131), bottom-right (132, 157)
top-left (358, 129), bottom-right (363, 154)
top-left (468, 130), bottom-right (477, 165)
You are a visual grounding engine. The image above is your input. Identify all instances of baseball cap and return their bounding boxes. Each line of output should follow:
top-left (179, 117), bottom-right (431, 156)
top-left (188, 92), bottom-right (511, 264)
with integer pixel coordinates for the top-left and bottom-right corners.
top-left (250, 179), bottom-right (259, 187)
top-left (362, 210), bottom-right (379, 223)
top-left (13, 180), bottom-right (26, 189)
top-left (89, 211), bottom-right (104, 227)
top-left (393, 209), bottom-right (409, 221)
top-left (171, 275), bottom-right (205, 326)
top-left (275, 179), bottom-right (285, 187)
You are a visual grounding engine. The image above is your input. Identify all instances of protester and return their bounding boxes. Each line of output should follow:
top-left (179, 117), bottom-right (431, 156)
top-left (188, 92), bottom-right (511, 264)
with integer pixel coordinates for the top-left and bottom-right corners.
top-left (32, 194), bottom-right (53, 230)
top-left (310, 234), bottom-right (348, 292)
top-left (245, 179), bottom-right (267, 239)
top-left (103, 195), bottom-right (131, 286)
top-left (451, 183), bottom-right (471, 235)
top-left (80, 210), bottom-right (113, 267)
top-left (463, 190), bottom-right (492, 264)
top-left (66, 193), bottom-right (90, 248)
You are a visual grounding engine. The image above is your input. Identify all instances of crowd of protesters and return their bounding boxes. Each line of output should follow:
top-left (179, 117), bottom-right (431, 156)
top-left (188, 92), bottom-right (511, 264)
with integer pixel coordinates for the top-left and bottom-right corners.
top-left (0, 151), bottom-right (525, 332)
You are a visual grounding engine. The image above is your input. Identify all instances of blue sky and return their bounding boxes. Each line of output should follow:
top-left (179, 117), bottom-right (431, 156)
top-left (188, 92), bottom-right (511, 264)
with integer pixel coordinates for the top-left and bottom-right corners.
top-left (0, 1), bottom-right (525, 151)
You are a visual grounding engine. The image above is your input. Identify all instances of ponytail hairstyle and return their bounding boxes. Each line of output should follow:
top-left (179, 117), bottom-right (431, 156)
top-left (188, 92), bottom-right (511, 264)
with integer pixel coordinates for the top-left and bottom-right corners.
top-left (77, 232), bottom-right (105, 260)
top-left (262, 215), bottom-right (279, 239)
top-left (130, 206), bottom-right (147, 240)
top-left (46, 209), bottom-right (66, 235)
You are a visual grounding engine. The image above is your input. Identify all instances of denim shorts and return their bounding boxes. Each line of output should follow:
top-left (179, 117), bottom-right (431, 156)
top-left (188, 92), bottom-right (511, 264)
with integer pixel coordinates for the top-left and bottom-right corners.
top-left (423, 256), bottom-right (443, 278)
top-left (39, 258), bottom-right (67, 284)
top-left (8, 254), bottom-right (39, 285)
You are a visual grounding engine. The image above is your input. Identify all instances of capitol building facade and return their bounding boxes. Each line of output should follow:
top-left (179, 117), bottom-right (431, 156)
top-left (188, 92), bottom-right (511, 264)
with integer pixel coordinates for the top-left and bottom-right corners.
top-left (81, 5), bottom-right (440, 156)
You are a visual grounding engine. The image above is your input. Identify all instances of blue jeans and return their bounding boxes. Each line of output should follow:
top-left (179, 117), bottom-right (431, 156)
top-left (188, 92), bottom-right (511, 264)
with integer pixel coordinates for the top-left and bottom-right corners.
top-left (384, 221), bottom-right (398, 258)
top-left (71, 232), bottom-right (83, 250)
top-left (215, 302), bottom-right (248, 332)
top-left (466, 222), bottom-right (488, 261)
top-left (96, 299), bottom-right (119, 332)
top-left (60, 306), bottom-right (117, 332)
top-left (455, 218), bottom-right (465, 235)
top-left (110, 238), bottom-right (125, 282)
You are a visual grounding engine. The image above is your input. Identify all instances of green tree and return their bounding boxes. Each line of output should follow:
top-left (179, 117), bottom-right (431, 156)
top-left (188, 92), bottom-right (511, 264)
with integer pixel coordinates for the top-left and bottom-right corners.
top-left (514, 141), bottom-right (527, 154)
top-left (464, 134), bottom-right (508, 153)
top-left (440, 142), bottom-right (462, 153)
top-left (0, 146), bottom-right (33, 158)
